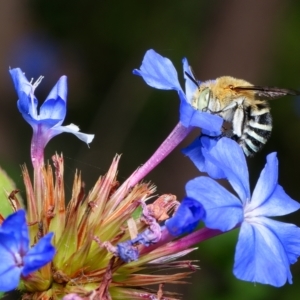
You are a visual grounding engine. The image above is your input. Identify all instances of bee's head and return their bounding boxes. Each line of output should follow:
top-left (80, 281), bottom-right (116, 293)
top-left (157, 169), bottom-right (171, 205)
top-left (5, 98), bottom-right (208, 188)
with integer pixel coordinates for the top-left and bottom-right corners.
top-left (193, 87), bottom-right (211, 111)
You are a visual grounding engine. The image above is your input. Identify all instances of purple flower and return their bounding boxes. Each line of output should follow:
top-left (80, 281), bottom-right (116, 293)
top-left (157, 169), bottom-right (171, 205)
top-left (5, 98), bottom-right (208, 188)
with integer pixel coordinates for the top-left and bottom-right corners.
top-left (0, 210), bottom-right (55, 292)
top-left (9, 68), bottom-right (94, 166)
top-left (186, 138), bottom-right (300, 286)
top-left (133, 49), bottom-right (222, 132)
top-left (165, 197), bottom-right (205, 236)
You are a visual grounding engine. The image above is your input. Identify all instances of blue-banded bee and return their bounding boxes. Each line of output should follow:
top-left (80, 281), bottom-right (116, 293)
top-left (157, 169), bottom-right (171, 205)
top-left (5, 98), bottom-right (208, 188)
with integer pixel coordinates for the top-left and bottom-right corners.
top-left (186, 73), bottom-right (300, 156)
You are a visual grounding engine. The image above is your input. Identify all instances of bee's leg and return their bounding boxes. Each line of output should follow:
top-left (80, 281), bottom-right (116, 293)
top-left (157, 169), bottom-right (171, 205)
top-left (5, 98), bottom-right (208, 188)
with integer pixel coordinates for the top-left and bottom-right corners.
top-left (230, 134), bottom-right (239, 141)
top-left (221, 128), bottom-right (235, 138)
top-left (200, 132), bottom-right (223, 140)
top-left (201, 129), bottom-right (239, 142)
top-left (211, 102), bottom-right (239, 115)
top-left (232, 105), bottom-right (245, 137)
top-left (202, 107), bottom-right (214, 113)
top-left (200, 121), bottom-right (230, 139)
top-left (203, 102), bottom-right (238, 115)
top-left (217, 120), bottom-right (233, 137)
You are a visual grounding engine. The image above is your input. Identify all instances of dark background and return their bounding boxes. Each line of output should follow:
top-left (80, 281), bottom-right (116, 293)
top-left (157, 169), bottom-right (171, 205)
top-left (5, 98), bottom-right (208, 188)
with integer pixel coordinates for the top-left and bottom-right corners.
top-left (1, 1), bottom-right (300, 299)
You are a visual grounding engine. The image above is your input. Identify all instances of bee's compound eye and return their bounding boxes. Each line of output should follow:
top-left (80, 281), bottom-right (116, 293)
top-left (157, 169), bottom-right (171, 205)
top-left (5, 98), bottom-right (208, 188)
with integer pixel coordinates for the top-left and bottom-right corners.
top-left (196, 87), bottom-right (210, 111)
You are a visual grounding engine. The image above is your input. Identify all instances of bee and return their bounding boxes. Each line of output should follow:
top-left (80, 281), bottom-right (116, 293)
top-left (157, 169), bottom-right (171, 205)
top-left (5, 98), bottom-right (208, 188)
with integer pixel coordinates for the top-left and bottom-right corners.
top-left (186, 73), bottom-right (300, 156)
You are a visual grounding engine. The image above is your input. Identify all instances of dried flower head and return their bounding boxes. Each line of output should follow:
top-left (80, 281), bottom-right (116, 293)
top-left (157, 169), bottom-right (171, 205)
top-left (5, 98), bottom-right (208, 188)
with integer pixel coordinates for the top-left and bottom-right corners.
top-left (0, 154), bottom-right (199, 299)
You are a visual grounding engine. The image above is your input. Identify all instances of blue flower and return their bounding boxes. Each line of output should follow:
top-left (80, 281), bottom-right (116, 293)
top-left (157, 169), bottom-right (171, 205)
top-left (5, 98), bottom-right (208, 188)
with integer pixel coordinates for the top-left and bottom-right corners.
top-left (9, 68), bottom-right (94, 154)
top-left (165, 197), bottom-right (205, 236)
top-left (133, 49), bottom-right (223, 132)
top-left (185, 138), bottom-right (300, 286)
top-left (0, 210), bottom-right (55, 292)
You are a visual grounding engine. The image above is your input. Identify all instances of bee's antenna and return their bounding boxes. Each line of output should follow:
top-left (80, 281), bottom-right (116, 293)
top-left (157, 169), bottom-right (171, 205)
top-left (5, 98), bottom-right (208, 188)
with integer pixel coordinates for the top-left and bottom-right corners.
top-left (184, 71), bottom-right (199, 88)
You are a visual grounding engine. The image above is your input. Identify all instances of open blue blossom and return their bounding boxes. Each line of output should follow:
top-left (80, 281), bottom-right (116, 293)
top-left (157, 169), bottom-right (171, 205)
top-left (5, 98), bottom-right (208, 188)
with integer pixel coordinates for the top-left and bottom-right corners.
top-left (165, 197), bottom-right (205, 236)
top-left (185, 138), bottom-right (300, 286)
top-left (0, 210), bottom-right (55, 292)
top-left (133, 49), bottom-right (222, 132)
top-left (9, 68), bottom-right (94, 165)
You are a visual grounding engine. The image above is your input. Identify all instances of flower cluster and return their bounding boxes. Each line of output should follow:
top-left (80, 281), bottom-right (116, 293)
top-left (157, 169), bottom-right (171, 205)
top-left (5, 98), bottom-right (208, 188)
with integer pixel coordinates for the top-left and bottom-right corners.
top-left (119, 49), bottom-right (300, 287)
top-left (0, 49), bottom-right (299, 300)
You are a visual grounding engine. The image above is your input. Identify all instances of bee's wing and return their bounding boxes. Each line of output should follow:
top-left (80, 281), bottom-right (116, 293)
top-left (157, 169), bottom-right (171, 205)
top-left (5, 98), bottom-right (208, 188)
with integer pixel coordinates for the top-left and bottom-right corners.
top-left (234, 86), bottom-right (300, 100)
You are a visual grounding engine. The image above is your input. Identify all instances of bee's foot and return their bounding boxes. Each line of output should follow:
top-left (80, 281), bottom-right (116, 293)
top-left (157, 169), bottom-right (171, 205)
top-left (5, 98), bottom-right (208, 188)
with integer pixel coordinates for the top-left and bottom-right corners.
top-left (200, 133), bottom-right (222, 140)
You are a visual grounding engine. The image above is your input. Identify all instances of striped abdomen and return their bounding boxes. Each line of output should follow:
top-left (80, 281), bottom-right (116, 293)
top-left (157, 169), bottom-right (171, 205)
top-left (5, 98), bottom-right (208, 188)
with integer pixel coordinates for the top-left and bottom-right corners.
top-left (238, 104), bottom-right (272, 156)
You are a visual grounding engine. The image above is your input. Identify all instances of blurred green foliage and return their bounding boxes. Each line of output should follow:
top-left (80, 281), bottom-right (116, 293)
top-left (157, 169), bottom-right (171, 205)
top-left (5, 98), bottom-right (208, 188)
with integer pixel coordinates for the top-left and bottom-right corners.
top-left (0, 167), bottom-right (23, 217)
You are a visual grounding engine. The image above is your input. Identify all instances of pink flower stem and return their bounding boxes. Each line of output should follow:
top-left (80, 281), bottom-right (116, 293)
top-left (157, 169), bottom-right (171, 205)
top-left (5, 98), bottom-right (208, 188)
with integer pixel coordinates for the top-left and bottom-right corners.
top-left (31, 130), bottom-right (47, 217)
top-left (129, 122), bottom-right (193, 187)
top-left (141, 226), bottom-right (225, 256)
top-left (167, 227), bottom-right (224, 252)
top-left (31, 129), bottom-right (46, 170)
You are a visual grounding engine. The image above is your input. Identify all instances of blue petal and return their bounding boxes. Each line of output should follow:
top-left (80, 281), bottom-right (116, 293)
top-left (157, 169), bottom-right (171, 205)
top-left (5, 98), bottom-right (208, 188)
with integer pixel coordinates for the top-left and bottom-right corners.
top-left (1, 209), bottom-right (25, 233)
top-left (39, 98), bottom-right (66, 122)
top-left (189, 110), bottom-right (223, 132)
top-left (182, 136), bottom-right (225, 178)
top-left (182, 57), bottom-right (198, 104)
top-left (22, 233), bottom-right (55, 276)
top-left (260, 218), bottom-right (300, 265)
top-left (180, 98), bottom-right (223, 132)
top-left (133, 49), bottom-right (183, 92)
top-left (39, 76), bottom-right (67, 121)
top-left (179, 96), bottom-right (196, 128)
top-left (186, 177), bottom-right (243, 231)
top-left (0, 210), bottom-right (29, 253)
top-left (0, 233), bottom-right (22, 292)
top-left (182, 137), bottom-right (206, 172)
top-left (234, 219), bottom-right (293, 287)
top-left (250, 152), bottom-right (278, 207)
top-left (9, 68), bottom-right (32, 101)
top-left (51, 124), bottom-right (95, 145)
top-left (247, 152), bottom-right (300, 217)
top-left (201, 136), bottom-right (227, 179)
top-left (247, 184), bottom-right (300, 218)
top-left (10, 68), bottom-right (39, 120)
top-left (204, 138), bottom-right (250, 201)
top-left (16, 92), bottom-right (38, 120)
top-left (45, 75), bottom-right (67, 103)
top-left (0, 232), bottom-right (19, 264)
top-left (165, 197), bottom-right (205, 236)
top-left (33, 118), bottom-right (63, 128)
